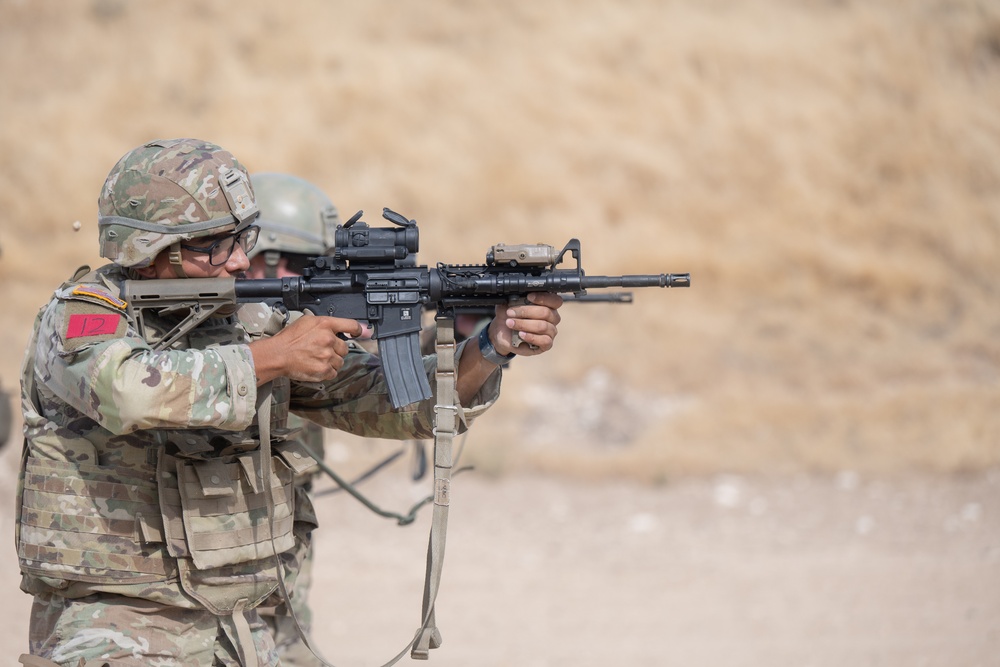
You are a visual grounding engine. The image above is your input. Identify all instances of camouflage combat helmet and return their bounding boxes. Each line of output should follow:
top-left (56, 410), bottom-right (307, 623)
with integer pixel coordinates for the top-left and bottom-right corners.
top-left (247, 172), bottom-right (340, 277)
top-left (98, 138), bottom-right (258, 271)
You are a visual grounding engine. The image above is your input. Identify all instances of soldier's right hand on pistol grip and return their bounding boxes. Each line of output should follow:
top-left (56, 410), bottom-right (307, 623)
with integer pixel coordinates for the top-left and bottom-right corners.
top-left (250, 315), bottom-right (364, 384)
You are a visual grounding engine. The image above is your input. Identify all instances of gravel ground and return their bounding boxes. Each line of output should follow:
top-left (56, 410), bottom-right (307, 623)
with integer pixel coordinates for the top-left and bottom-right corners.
top-left (302, 466), bottom-right (1000, 667)
top-left (0, 440), bottom-right (996, 666)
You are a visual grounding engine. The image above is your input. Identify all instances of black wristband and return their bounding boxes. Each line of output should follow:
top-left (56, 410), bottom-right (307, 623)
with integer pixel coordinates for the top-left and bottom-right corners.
top-left (478, 324), bottom-right (515, 366)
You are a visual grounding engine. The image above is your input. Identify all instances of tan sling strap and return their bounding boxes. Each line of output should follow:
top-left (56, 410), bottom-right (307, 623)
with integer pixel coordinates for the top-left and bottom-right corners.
top-left (411, 317), bottom-right (458, 659)
top-left (229, 597), bottom-right (259, 667)
top-left (259, 318), bottom-right (460, 666)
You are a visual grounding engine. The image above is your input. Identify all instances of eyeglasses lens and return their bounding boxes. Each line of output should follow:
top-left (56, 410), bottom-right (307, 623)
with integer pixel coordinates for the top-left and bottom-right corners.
top-left (209, 226), bottom-right (259, 266)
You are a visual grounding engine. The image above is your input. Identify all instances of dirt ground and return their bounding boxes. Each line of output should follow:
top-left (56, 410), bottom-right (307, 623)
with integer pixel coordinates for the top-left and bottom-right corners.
top-left (1, 1), bottom-right (999, 665)
top-left (0, 432), bottom-right (996, 667)
top-left (284, 462), bottom-right (1000, 667)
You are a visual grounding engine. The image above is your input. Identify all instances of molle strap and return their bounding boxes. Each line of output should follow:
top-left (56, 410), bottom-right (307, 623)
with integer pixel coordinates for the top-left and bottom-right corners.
top-left (19, 456), bottom-right (171, 580)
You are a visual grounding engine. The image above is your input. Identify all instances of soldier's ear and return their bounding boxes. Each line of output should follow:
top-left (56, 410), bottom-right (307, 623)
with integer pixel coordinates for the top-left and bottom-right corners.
top-left (133, 265), bottom-right (157, 278)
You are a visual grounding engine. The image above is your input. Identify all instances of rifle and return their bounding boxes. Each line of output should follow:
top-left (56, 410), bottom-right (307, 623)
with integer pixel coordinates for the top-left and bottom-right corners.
top-left (562, 291), bottom-right (633, 303)
top-left (453, 290), bottom-right (634, 317)
top-left (124, 208), bottom-right (690, 409)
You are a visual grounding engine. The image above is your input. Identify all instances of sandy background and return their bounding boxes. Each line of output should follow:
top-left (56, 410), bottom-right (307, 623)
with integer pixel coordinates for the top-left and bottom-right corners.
top-left (0, 0), bottom-right (998, 664)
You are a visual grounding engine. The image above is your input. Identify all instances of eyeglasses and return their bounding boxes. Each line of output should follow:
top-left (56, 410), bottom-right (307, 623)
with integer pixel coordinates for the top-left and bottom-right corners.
top-left (181, 225), bottom-right (260, 266)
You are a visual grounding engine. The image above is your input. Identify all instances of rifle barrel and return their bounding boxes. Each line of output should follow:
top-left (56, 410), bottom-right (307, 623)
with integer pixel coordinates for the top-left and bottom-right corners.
top-left (580, 273), bottom-right (690, 289)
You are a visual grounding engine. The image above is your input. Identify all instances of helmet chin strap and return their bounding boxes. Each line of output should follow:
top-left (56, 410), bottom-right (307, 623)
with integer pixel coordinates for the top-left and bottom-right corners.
top-left (168, 242), bottom-right (188, 278)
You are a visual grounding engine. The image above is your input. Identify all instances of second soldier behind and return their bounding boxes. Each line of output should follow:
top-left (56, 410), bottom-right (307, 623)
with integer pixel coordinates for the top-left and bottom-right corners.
top-left (243, 172), bottom-right (341, 667)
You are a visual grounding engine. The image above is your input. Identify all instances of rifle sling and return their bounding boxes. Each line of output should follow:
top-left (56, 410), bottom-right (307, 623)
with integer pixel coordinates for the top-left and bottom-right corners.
top-left (411, 316), bottom-right (458, 659)
top-left (261, 318), bottom-right (460, 666)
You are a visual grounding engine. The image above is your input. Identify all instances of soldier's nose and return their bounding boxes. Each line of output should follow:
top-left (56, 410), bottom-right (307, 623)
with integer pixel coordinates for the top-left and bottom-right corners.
top-left (227, 244), bottom-right (251, 273)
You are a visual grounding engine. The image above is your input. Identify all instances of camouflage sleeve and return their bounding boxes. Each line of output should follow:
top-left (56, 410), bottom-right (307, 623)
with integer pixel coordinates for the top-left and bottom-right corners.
top-left (0, 381), bottom-right (11, 450)
top-left (288, 339), bottom-right (502, 440)
top-left (34, 295), bottom-right (257, 435)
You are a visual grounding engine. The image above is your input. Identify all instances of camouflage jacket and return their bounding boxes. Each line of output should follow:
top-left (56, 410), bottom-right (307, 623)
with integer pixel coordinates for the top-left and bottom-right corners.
top-left (17, 264), bottom-right (500, 613)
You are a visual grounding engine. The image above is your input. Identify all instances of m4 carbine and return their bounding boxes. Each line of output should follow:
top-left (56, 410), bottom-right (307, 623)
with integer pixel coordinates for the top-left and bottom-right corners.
top-left (124, 208), bottom-right (689, 409)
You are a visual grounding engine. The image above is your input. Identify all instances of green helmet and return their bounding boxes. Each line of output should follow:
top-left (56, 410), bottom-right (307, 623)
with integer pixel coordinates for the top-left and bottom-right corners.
top-left (98, 138), bottom-right (258, 268)
top-left (248, 172), bottom-right (340, 263)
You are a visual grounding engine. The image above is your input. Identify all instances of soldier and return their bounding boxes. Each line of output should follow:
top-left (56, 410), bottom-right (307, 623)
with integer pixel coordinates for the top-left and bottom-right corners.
top-left (0, 379), bottom-right (12, 450)
top-left (17, 138), bottom-right (562, 666)
top-left (242, 171), bottom-right (341, 667)
top-left (243, 175), bottom-right (509, 666)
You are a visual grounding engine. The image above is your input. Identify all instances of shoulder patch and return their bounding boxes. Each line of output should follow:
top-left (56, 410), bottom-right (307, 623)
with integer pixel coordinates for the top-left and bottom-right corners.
top-left (67, 312), bottom-right (122, 338)
top-left (62, 299), bottom-right (129, 352)
top-left (71, 285), bottom-right (127, 310)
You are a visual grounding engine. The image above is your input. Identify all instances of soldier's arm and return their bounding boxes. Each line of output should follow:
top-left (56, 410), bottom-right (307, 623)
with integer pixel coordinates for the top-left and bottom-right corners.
top-left (249, 314), bottom-right (362, 385)
top-left (286, 294), bottom-right (560, 439)
top-left (456, 292), bottom-right (562, 405)
top-left (35, 295), bottom-right (258, 435)
top-left (288, 339), bottom-right (501, 440)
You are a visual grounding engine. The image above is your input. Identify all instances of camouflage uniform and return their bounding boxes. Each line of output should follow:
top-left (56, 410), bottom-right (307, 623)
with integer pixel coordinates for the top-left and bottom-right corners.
top-left (0, 379), bottom-right (12, 450)
top-left (17, 140), bottom-right (500, 667)
top-left (244, 172), bottom-right (340, 666)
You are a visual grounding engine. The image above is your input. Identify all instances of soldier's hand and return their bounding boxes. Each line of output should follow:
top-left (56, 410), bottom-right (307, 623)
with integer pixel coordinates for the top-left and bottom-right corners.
top-left (490, 292), bottom-right (563, 357)
top-left (250, 315), bottom-right (364, 385)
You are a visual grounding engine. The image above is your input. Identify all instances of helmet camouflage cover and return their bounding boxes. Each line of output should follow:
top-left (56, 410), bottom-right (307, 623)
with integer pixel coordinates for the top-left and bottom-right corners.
top-left (248, 172), bottom-right (340, 258)
top-left (98, 138), bottom-right (258, 268)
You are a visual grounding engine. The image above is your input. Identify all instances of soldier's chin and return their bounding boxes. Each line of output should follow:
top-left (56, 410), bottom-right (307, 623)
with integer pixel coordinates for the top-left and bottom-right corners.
top-left (214, 303), bottom-right (239, 317)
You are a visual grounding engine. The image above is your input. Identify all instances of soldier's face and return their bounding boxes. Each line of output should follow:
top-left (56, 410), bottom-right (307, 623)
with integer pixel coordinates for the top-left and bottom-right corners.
top-left (138, 241), bottom-right (251, 279)
top-left (245, 255), bottom-right (302, 279)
